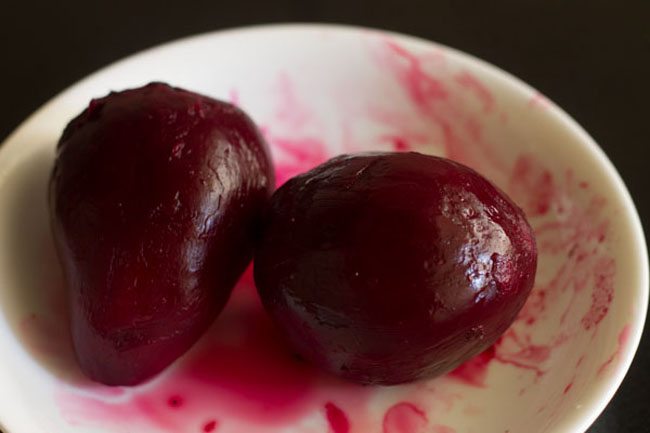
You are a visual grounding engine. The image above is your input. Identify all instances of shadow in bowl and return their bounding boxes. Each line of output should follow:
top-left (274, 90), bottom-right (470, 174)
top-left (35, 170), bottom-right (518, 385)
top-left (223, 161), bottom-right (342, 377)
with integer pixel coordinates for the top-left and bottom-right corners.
top-left (0, 145), bottom-right (86, 385)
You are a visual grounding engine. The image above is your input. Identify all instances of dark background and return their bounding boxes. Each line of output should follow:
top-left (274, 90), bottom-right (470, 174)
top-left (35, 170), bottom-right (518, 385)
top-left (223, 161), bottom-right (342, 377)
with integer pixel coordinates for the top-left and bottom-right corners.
top-left (1, 1), bottom-right (648, 432)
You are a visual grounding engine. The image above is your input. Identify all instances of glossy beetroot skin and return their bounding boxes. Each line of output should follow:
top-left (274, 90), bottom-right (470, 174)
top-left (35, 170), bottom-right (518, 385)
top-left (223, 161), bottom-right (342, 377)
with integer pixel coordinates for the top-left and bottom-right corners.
top-left (254, 152), bottom-right (536, 385)
top-left (50, 83), bottom-right (274, 385)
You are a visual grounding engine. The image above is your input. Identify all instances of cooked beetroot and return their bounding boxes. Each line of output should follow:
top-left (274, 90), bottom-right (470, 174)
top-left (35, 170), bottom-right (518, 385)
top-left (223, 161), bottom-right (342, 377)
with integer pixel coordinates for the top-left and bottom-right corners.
top-left (254, 152), bottom-right (536, 385)
top-left (50, 82), bottom-right (274, 385)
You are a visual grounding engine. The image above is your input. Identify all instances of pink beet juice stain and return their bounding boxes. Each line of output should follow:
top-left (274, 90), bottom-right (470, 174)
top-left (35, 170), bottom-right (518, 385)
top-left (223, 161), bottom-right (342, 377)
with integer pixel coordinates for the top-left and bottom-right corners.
top-left (454, 71), bottom-right (495, 113)
top-left (325, 402), bottom-right (350, 433)
top-left (178, 300), bottom-right (315, 420)
top-left (378, 40), bottom-right (464, 163)
top-left (259, 74), bottom-right (330, 187)
top-left (563, 382), bottom-right (573, 395)
top-left (202, 420), bottom-right (218, 432)
top-left (597, 324), bottom-right (632, 375)
top-left (448, 345), bottom-right (496, 387)
top-left (375, 39), bottom-right (508, 175)
top-left (383, 402), bottom-right (428, 433)
top-left (266, 136), bottom-right (329, 186)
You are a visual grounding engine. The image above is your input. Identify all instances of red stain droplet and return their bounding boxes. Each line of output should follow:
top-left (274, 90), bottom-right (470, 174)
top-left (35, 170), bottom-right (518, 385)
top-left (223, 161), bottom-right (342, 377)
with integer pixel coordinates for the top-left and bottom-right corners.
top-left (597, 324), bottom-right (632, 375)
top-left (386, 135), bottom-right (410, 151)
top-left (202, 420), bottom-right (217, 432)
top-left (448, 345), bottom-right (496, 387)
top-left (383, 402), bottom-right (428, 433)
top-left (325, 402), bottom-right (350, 433)
top-left (167, 395), bottom-right (184, 409)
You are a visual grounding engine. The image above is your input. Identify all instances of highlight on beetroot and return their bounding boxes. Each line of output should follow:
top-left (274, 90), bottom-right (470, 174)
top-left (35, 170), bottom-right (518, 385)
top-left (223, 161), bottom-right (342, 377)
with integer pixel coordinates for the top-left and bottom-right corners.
top-left (49, 82), bottom-right (274, 385)
top-left (254, 152), bottom-right (537, 385)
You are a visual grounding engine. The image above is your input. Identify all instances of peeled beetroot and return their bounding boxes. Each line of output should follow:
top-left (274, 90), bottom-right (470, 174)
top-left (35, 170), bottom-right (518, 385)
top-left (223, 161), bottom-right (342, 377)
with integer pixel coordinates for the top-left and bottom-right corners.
top-left (49, 82), bottom-right (274, 385)
top-left (254, 152), bottom-right (536, 385)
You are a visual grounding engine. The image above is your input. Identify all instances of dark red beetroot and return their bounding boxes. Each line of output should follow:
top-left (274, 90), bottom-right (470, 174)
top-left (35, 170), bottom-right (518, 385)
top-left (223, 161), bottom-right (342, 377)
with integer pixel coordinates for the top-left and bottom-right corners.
top-left (50, 82), bottom-right (274, 385)
top-left (254, 152), bottom-right (536, 385)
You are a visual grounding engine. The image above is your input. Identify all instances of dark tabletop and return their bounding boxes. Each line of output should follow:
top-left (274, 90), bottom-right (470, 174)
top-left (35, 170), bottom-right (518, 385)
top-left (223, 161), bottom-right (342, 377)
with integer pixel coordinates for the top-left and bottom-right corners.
top-left (1, 1), bottom-right (648, 432)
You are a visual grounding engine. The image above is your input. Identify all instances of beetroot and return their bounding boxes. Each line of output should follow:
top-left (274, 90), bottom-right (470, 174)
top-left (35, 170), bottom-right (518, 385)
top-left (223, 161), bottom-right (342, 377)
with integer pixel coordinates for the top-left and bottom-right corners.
top-left (254, 152), bottom-right (536, 385)
top-left (50, 82), bottom-right (274, 385)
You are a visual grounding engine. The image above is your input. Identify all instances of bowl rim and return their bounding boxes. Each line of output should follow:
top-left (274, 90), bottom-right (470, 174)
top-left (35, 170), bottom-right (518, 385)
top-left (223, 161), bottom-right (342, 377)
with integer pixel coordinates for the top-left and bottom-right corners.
top-left (0, 23), bottom-right (647, 433)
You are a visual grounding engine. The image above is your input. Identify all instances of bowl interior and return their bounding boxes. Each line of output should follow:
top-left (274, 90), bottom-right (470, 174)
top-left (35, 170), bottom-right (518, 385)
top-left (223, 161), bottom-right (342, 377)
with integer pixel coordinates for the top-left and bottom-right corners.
top-left (0, 25), bottom-right (646, 433)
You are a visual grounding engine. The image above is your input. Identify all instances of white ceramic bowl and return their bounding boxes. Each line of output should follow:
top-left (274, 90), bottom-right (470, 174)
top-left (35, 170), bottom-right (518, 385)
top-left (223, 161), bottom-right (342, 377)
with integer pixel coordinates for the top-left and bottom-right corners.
top-left (0, 24), bottom-right (646, 433)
